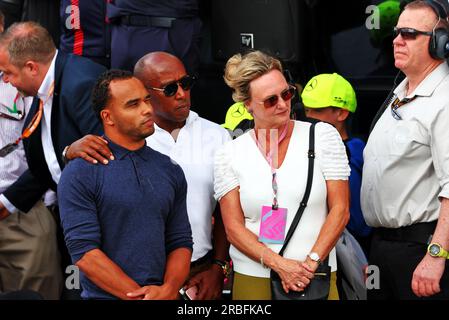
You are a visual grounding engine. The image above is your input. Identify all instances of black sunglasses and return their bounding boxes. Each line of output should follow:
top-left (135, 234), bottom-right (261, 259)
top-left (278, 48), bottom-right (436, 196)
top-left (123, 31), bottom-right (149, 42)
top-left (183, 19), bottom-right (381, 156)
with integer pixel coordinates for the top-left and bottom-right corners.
top-left (147, 75), bottom-right (196, 97)
top-left (393, 27), bottom-right (433, 40)
top-left (257, 86), bottom-right (296, 108)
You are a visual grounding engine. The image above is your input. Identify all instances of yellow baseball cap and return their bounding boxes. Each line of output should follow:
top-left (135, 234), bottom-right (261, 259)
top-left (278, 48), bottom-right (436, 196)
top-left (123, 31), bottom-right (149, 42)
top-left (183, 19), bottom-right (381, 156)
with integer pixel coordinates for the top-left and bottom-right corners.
top-left (221, 102), bottom-right (253, 130)
top-left (301, 73), bottom-right (357, 113)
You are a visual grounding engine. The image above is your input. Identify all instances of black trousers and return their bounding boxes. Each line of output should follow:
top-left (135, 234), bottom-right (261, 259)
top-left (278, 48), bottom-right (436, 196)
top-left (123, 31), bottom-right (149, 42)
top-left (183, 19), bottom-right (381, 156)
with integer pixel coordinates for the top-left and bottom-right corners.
top-left (368, 231), bottom-right (449, 300)
top-left (110, 17), bottom-right (202, 74)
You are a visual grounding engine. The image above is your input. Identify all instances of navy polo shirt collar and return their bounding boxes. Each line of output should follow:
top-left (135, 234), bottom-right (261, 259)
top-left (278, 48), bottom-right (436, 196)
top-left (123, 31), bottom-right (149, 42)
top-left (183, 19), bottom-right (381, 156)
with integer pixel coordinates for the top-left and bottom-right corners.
top-left (103, 135), bottom-right (149, 161)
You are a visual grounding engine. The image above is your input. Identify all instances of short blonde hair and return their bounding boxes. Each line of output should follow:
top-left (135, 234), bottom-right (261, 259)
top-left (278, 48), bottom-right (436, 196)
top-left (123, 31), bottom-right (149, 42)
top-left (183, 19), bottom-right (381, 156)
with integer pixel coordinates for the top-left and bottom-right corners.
top-left (223, 51), bottom-right (283, 102)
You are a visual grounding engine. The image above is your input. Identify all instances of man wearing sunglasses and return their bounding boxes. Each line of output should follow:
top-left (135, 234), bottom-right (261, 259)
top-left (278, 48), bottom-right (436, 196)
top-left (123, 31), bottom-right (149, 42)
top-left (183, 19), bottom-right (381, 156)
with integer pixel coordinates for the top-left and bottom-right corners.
top-left (66, 52), bottom-right (231, 300)
top-left (136, 52), bottom-right (231, 300)
top-left (362, 0), bottom-right (449, 300)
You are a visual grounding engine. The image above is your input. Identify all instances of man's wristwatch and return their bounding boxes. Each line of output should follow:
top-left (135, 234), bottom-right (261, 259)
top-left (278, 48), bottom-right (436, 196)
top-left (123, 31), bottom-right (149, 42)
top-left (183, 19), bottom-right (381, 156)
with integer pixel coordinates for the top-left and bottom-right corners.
top-left (427, 243), bottom-right (449, 259)
top-left (307, 252), bottom-right (321, 264)
top-left (62, 145), bottom-right (71, 164)
top-left (212, 259), bottom-right (231, 278)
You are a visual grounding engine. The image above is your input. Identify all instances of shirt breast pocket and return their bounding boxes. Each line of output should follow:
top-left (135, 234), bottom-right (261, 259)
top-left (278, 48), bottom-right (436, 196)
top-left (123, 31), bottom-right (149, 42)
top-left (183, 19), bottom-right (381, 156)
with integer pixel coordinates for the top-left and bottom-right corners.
top-left (389, 121), bottom-right (429, 157)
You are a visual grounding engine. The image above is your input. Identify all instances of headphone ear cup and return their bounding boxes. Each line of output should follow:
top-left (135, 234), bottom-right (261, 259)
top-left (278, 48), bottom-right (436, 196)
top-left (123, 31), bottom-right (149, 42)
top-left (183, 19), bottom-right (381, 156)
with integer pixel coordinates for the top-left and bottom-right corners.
top-left (429, 28), bottom-right (449, 60)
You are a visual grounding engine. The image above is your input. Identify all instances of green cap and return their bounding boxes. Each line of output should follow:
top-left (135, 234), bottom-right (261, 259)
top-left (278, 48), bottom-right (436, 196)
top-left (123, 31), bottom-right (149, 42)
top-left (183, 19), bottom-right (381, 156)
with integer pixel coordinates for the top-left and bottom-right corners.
top-left (301, 73), bottom-right (357, 113)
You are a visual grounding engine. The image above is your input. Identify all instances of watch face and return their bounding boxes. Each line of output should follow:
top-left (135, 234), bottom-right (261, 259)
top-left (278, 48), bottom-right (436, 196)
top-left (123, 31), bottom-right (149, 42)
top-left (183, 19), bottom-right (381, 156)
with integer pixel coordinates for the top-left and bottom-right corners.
top-left (309, 253), bottom-right (319, 261)
top-left (430, 244), bottom-right (441, 256)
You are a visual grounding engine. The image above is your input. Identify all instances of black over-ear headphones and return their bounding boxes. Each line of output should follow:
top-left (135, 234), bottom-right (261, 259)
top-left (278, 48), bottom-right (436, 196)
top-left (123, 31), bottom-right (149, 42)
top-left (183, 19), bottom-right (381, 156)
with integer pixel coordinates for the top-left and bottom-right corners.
top-left (400, 0), bottom-right (449, 59)
top-left (425, 0), bottom-right (449, 59)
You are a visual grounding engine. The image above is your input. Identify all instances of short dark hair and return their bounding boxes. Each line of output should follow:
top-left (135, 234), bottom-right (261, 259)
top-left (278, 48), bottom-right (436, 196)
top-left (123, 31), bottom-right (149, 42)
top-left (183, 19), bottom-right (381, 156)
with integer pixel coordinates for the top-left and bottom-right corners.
top-left (91, 69), bottom-right (133, 119)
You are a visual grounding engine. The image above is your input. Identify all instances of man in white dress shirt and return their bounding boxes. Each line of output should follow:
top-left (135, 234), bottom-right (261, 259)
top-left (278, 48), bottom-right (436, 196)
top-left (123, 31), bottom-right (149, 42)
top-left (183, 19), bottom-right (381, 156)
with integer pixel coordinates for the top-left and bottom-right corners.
top-left (0, 13), bottom-right (62, 299)
top-left (0, 21), bottom-right (105, 299)
top-left (135, 52), bottom-right (231, 299)
top-left (361, 0), bottom-right (449, 299)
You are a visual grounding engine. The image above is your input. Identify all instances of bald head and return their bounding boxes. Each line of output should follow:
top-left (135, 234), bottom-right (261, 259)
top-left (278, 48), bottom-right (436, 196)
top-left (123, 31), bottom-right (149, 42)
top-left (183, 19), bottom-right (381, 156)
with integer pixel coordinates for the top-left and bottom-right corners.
top-left (134, 51), bottom-right (185, 85)
top-left (132, 52), bottom-right (191, 131)
top-left (0, 21), bottom-right (55, 67)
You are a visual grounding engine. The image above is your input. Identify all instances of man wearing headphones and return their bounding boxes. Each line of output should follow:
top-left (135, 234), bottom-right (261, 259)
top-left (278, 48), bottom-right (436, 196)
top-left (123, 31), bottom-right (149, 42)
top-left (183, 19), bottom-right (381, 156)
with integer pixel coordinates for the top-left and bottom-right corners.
top-left (362, 0), bottom-right (449, 299)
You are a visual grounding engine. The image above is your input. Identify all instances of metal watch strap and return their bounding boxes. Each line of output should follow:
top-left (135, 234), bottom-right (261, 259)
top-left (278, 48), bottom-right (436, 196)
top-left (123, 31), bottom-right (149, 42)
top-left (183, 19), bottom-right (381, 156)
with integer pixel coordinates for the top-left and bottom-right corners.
top-left (212, 259), bottom-right (226, 268)
top-left (62, 145), bottom-right (70, 165)
top-left (308, 252), bottom-right (321, 264)
top-left (212, 259), bottom-right (230, 277)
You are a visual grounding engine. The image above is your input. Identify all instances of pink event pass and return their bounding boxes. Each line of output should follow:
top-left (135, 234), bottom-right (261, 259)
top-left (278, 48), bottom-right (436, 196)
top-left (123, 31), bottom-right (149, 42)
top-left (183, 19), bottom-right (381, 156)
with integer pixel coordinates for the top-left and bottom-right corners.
top-left (258, 205), bottom-right (287, 244)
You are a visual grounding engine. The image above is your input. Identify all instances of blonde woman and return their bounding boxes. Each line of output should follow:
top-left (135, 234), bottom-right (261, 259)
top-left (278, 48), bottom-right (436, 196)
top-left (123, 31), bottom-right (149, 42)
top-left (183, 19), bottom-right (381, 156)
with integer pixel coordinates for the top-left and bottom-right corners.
top-left (214, 51), bottom-right (350, 300)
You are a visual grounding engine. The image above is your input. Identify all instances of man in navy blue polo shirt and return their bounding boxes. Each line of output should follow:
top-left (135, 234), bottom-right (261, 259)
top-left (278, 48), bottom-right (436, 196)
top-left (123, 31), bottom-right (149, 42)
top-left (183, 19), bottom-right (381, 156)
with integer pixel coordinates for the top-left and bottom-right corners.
top-left (57, 69), bottom-right (193, 300)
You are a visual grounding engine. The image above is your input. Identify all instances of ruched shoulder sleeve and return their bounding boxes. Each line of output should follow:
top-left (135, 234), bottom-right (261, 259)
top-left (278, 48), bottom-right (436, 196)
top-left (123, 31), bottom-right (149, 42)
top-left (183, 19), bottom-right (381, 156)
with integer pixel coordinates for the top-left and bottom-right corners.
top-left (213, 141), bottom-right (240, 201)
top-left (315, 122), bottom-right (350, 180)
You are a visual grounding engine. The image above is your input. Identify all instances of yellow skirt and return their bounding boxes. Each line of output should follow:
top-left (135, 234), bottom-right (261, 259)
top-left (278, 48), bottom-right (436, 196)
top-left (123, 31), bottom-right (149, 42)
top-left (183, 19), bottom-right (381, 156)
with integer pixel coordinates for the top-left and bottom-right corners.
top-left (232, 271), bottom-right (339, 300)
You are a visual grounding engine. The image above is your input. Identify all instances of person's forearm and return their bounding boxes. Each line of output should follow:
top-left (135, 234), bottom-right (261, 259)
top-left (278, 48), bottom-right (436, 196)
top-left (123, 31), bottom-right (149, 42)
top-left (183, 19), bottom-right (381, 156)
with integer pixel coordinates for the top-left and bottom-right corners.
top-left (212, 206), bottom-right (230, 262)
top-left (225, 216), bottom-right (267, 262)
top-left (308, 180), bottom-right (350, 262)
top-left (162, 247), bottom-right (192, 295)
top-left (310, 204), bottom-right (349, 261)
top-left (430, 198), bottom-right (449, 250)
top-left (219, 190), bottom-right (281, 269)
top-left (76, 248), bottom-right (141, 300)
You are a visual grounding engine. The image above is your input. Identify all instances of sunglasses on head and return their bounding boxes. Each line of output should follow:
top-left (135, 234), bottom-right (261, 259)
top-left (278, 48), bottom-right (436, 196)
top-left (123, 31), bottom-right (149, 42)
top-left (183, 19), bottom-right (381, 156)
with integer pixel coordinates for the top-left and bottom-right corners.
top-left (257, 86), bottom-right (296, 108)
top-left (393, 27), bottom-right (433, 40)
top-left (147, 75), bottom-right (196, 97)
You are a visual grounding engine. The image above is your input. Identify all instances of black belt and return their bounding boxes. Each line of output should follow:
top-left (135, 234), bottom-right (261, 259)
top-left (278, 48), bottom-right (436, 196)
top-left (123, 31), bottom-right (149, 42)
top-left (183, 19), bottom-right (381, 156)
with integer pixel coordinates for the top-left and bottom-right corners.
top-left (374, 221), bottom-right (437, 245)
top-left (190, 251), bottom-right (213, 268)
top-left (119, 15), bottom-right (176, 28)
